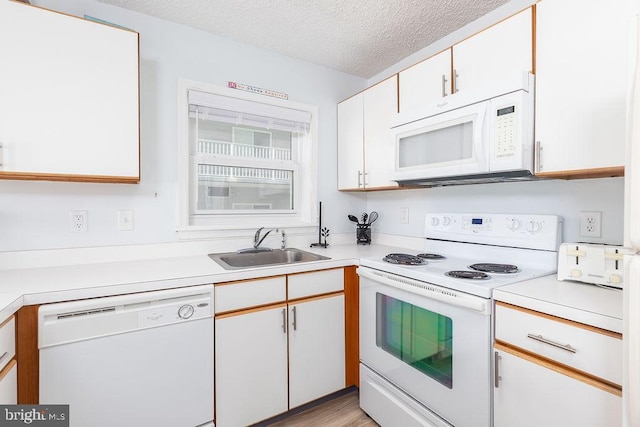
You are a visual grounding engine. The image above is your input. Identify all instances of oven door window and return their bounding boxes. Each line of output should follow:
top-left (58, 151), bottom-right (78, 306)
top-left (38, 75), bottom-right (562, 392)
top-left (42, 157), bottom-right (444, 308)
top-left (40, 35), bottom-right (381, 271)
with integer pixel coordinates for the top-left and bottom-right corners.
top-left (376, 293), bottom-right (453, 388)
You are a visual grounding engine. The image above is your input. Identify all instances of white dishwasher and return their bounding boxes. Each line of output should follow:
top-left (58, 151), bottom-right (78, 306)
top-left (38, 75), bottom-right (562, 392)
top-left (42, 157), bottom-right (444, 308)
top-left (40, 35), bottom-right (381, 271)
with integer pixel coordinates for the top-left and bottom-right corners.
top-left (39, 285), bottom-right (214, 427)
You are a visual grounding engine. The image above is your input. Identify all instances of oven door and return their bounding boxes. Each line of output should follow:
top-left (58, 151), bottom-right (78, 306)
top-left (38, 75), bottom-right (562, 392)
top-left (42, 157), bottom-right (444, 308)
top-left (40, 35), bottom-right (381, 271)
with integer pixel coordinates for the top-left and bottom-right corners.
top-left (358, 267), bottom-right (492, 427)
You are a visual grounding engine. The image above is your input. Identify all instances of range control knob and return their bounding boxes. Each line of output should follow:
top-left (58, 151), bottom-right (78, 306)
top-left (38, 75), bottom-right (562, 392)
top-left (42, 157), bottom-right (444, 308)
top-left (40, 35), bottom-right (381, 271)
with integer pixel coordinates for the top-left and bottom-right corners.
top-left (442, 216), bottom-right (451, 226)
top-left (431, 217), bottom-right (440, 226)
top-left (507, 218), bottom-right (521, 231)
top-left (178, 304), bottom-right (195, 319)
top-left (526, 221), bottom-right (541, 233)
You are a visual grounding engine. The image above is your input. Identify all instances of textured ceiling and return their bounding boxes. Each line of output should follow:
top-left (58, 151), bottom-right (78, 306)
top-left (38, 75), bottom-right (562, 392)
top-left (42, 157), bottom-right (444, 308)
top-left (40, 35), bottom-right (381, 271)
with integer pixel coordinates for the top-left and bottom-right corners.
top-left (98, 0), bottom-right (511, 78)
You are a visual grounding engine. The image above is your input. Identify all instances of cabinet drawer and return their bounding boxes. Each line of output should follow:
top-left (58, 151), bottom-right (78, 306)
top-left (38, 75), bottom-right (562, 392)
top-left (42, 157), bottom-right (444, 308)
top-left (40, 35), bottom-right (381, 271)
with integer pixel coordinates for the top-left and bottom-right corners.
top-left (495, 303), bottom-right (621, 385)
top-left (288, 268), bottom-right (344, 300)
top-left (0, 317), bottom-right (15, 372)
top-left (215, 277), bottom-right (286, 313)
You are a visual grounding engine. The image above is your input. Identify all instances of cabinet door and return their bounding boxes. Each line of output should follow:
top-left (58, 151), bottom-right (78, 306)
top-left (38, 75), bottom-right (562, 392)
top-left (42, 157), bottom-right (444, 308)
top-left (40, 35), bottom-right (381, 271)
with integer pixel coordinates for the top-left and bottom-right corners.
top-left (0, 1), bottom-right (139, 182)
top-left (0, 361), bottom-right (17, 404)
top-left (215, 306), bottom-right (288, 427)
top-left (363, 76), bottom-right (399, 189)
top-left (337, 93), bottom-right (364, 190)
top-left (453, 8), bottom-right (532, 99)
top-left (494, 349), bottom-right (621, 427)
top-left (289, 295), bottom-right (345, 408)
top-left (399, 49), bottom-right (452, 113)
top-left (535, 0), bottom-right (636, 173)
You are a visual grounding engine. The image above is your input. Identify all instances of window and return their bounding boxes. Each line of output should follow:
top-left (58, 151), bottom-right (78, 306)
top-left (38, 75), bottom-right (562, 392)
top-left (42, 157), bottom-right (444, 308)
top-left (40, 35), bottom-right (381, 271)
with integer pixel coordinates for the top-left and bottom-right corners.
top-left (177, 80), bottom-right (318, 235)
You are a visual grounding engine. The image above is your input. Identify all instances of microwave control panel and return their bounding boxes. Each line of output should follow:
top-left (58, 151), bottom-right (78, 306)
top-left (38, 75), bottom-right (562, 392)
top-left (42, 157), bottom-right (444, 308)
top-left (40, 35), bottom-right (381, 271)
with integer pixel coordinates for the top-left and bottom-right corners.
top-left (494, 104), bottom-right (518, 158)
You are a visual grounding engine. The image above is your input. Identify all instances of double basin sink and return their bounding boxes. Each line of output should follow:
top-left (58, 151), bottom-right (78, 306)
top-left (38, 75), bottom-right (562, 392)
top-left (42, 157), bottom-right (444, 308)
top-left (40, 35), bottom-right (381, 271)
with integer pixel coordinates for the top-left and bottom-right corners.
top-left (209, 248), bottom-right (330, 270)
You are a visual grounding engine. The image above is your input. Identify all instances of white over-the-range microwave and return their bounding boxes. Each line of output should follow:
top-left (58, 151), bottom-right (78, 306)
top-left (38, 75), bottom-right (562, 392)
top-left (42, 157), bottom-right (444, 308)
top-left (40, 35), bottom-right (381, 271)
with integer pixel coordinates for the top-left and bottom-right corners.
top-left (392, 74), bottom-right (535, 186)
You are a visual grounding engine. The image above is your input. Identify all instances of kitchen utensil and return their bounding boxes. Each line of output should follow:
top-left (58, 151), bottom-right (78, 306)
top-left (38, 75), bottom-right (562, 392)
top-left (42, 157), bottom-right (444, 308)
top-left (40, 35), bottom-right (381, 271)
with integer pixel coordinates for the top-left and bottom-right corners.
top-left (362, 213), bottom-right (368, 224)
top-left (368, 211), bottom-right (378, 224)
top-left (348, 214), bottom-right (360, 224)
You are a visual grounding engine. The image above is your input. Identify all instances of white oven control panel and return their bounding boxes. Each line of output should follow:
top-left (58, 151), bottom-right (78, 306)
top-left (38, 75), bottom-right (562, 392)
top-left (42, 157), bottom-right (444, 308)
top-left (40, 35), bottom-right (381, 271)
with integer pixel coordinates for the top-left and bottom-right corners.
top-left (425, 213), bottom-right (562, 251)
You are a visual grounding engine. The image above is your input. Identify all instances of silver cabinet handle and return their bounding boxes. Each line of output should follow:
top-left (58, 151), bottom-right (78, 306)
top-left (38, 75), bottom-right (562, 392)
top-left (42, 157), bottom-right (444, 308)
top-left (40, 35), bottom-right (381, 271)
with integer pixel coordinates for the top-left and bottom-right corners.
top-left (494, 351), bottom-right (502, 388)
top-left (281, 308), bottom-right (287, 334)
top-left (357, 170), bottom-right (363, 187)
top-left (527, 333), bottom-right (577, 353)
top-left (453, 69), bottom-right (459, 93)
top-left (535, 140), bottom-right (542, 171)
top-left (441, 74), bottom-right (448, 97)
top-left (292, 306), bottom-right (297, 331)
top-left (0, 142), bottom-right (3, 166)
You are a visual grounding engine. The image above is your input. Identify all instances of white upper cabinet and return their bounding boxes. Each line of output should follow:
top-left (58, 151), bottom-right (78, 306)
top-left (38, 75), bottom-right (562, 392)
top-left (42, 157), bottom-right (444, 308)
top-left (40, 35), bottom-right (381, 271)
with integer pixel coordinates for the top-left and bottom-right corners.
top-left (399, 8), bottom-right (532, 114)
top-left (535, 0), bottom-right (637, 176)
top-left (337, 75), bottom-right (398, 191)
top-left (399, 49), bottom-right (452, 112)
top-left (0, 1), bottom-right (140, 183)
top-left (337, 92), bottom-right (364, 190)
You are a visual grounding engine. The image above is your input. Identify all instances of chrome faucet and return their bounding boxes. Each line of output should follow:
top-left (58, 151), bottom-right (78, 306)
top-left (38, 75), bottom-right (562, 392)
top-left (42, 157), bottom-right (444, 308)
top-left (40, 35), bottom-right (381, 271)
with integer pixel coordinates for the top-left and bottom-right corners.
top-left (253, 227), bottom-right (278, 250)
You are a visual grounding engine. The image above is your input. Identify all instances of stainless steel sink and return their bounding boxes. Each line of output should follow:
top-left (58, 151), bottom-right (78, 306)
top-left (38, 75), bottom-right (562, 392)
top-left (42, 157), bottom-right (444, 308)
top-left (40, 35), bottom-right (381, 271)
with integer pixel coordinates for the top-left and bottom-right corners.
top-left (208, 248), bottom-right (330, 270)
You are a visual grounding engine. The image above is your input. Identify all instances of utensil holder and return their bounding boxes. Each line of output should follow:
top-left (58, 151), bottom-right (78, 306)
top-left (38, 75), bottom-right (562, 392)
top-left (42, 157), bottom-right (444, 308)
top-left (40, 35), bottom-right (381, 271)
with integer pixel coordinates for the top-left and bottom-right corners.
top-left (356, 224), bottom-right (371, 245)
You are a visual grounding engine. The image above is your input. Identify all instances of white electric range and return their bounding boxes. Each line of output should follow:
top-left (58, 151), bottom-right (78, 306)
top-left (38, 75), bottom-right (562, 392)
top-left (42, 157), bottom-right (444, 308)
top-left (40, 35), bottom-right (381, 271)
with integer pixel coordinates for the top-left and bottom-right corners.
top-left (358, 213), bottom-right (562, 427)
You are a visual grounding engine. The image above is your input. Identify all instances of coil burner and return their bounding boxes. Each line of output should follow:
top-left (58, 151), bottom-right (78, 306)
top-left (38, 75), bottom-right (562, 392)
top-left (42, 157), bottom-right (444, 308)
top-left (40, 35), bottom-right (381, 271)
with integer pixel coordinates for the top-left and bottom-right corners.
top-left (469, 263), bottom-right (520, 274)
top-left (383, 253), bottom-right (427, 266)
top-left (417, 253), bottom-right (447, 260)
top-left (445, 270), bottom-right (490, 280)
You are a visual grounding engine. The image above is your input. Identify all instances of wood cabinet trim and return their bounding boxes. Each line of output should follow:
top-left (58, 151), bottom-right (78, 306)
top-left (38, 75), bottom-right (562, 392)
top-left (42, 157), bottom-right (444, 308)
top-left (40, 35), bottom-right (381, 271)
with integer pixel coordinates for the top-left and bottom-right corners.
top-left (215, 302), bottom-right (287, 319)
top-left (0, 172), bottom-right (139, 184)
top-left (496, 301), bottom-right (622, 339)
top-left (531, 3), bottom-right (537, 74)
top-left (16, 305), bottom-right (38, 404)
top-left (535, 166), bottom-right (624, 180)
top-left (0, 359), bottom-right (17, 383)
top-left (344, 266), bottom-right (359, 388)
top-left (495, 341), bottom-right (622, 396)
top-left (0, 316), bottom-right (14, 330)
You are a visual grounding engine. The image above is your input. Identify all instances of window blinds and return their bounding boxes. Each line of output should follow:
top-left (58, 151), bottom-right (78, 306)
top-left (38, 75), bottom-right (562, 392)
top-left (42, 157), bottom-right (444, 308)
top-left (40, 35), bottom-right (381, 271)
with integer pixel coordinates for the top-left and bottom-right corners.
top-left (188, 90), bottom-right (311, 133)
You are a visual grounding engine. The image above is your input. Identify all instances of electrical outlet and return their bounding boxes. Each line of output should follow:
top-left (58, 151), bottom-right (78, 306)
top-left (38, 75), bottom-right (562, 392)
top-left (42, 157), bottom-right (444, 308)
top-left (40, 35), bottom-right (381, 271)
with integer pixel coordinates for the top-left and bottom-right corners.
top-left (117, 210), bottom-right (134, 231)
top-left (579, 211), bottom-right (602, 237)
top-left (400, 207), bottom-right (409, 224)
top-left (69, 210), bottom-right (87, 232)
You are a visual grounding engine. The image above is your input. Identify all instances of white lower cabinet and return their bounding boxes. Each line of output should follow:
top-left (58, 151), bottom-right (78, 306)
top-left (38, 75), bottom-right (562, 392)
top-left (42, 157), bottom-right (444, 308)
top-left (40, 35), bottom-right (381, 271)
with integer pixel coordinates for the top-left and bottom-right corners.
top-left (0, 360), bottom-right (17, 404)
top-left (289, 294), bottom-right (345, 408)
top-left (494, 348), bottom-right (621, 427)
top-left (494, 302), bottom-right (622, 427)
top-left (215, 305), bottom-right (289, 427)
top-left (0, 316), bottom-right (16, 404)
top-left (214, 269), bottom-right (346, 426)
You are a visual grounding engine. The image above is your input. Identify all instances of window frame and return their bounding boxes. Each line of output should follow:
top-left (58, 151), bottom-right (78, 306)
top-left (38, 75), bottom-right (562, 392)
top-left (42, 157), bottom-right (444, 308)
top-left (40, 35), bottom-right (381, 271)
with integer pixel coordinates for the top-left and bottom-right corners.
top-left (176, 79), bottom-right (318, 239)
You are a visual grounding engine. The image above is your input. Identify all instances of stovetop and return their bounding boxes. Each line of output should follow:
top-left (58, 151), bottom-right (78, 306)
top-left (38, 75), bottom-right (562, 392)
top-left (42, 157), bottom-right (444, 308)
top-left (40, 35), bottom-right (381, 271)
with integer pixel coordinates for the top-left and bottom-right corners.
top-left (361, 213), bottom-right (561, 298)
top-left (361, 246), bottom-right (557, 298)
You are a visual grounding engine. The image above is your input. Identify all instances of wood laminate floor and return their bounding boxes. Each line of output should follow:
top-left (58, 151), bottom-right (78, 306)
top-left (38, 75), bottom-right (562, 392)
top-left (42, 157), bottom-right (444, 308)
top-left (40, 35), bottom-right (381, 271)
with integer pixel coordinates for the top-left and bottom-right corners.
top-left (266, 389), bottom-right (378, 427)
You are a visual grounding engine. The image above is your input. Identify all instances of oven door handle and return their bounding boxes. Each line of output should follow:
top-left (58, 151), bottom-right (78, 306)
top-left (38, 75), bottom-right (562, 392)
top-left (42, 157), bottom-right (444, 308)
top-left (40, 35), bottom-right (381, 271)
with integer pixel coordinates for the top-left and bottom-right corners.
top-left (357, 267), bottom-right (489, 314)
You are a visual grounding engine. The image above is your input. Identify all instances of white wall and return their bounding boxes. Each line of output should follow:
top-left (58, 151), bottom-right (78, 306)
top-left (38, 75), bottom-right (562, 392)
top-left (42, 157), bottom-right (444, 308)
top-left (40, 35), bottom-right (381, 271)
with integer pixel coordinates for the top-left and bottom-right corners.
top-left (366, 178), bottom-right (625, 245)
top-left (0, 0), bottom-right (367, 252)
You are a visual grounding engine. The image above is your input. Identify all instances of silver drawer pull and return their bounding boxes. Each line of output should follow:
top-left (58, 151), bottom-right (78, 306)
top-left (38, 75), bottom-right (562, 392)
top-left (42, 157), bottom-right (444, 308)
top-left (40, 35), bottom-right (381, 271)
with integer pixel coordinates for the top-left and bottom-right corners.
top-left (0, 352), bottom-right (8, 363)
top-left (527, 333), bottom-right (577, 353)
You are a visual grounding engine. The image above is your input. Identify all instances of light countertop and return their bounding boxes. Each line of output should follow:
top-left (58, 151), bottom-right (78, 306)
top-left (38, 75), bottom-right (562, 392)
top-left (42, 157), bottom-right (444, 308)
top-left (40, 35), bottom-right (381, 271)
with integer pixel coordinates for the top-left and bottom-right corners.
top-left (493, 275), bottom-right (623, 333)
top-left (0, 243), bottom-right (396, 321)
top-left (0, 242), bottom-right (623, 334)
